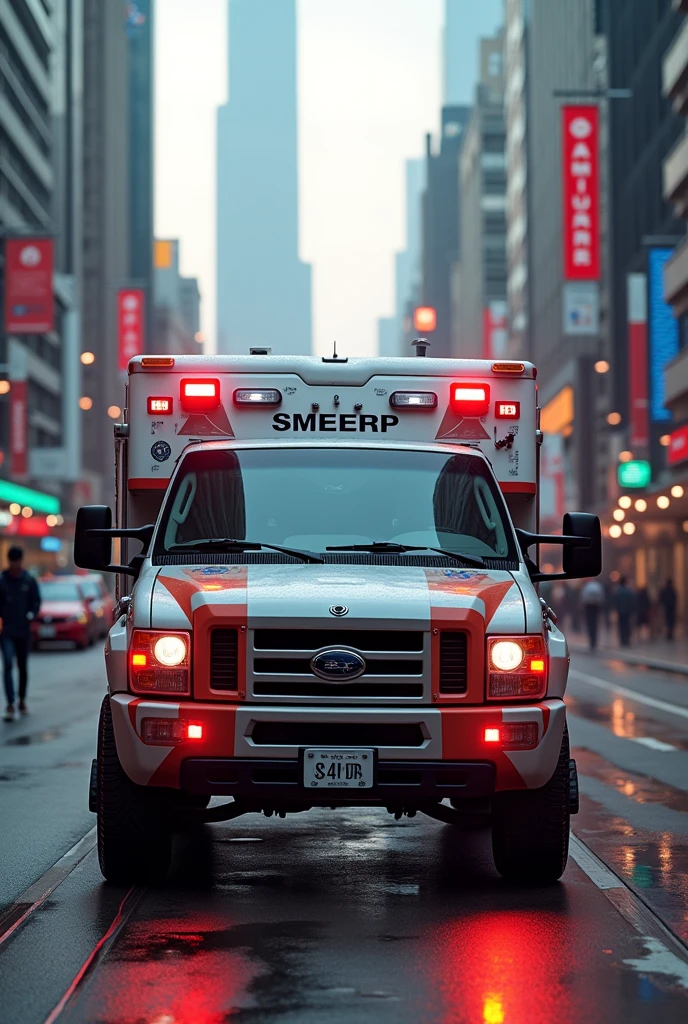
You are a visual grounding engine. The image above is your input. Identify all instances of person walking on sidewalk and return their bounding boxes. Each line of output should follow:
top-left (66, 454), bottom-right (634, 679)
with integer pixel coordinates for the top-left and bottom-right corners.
top-left (614, 576), bottom-right (635, 648)
top-left (0, 547), bottom-right (41, 722)
top-left (659, 579), bottom-right (678, 641)
top-left (581, 578), bottom-right (605, 650)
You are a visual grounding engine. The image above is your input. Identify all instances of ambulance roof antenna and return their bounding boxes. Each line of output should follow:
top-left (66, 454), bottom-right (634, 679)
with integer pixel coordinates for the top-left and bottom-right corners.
top-left (332, 340), bottom-right (338, 359)
top-left (322, 339), bottom-right (348, 363)
top-left (413, 338), bottom-right (430, 357)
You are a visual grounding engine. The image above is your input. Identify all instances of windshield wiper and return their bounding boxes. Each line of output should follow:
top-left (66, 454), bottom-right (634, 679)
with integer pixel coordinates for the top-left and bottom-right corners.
top-left (326, 542), bottom-right (484, 567)
top-left (170, 538), bottom-right (324, 564)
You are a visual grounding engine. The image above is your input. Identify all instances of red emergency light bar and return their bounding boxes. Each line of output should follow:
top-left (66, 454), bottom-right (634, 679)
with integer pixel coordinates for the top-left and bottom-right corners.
top-left (148, 397), bottom-right (173, 415)
top-left (450, 383), bottom-right (490, 418)
top-left (180, 378), bottom-right (220, 412)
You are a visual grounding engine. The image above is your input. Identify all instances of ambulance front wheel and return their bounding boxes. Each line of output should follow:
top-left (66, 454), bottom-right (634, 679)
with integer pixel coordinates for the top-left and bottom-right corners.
top-left (491, 728), bottom-right (571, 883)
top-left (96, 696), bottom-right (172, 884)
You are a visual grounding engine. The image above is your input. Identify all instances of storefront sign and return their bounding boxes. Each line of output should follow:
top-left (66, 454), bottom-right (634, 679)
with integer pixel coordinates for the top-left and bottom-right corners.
top-left (118, 288), bottom-right (145, 372)
top-left (562, 281), bottom-right (599, 335)
top-left (648, 248), bottom-right (679, 422)
top-left (617, 460), bottom-right (651, 489)
top-left (562, 106), bottom-right (600, 280)
top-left (4, 237), bottom-right (54, 334)
top-left (668, 424), bottom-right (688, 466)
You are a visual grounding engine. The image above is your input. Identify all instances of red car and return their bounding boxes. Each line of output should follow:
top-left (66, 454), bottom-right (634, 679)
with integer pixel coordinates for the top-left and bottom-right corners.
top-left (33, 577), bottom-right (96, 650)
top-left (76, 574), bottom-right (115, 639)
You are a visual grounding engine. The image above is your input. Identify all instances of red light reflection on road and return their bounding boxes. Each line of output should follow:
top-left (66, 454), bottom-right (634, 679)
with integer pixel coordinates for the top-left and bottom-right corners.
top-left (82, 915), bottom-right (259, 1024)
top-left (420, 911), bottom-right (588, 1024)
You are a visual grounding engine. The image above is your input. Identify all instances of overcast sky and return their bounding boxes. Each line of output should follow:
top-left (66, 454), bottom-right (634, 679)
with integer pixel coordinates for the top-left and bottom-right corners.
top-left (155, 0), bottom-right (498, 356)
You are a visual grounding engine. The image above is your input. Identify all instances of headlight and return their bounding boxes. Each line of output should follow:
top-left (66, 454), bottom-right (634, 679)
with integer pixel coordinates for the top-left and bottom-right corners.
top-left (490, 640), bottom-right (524, 671)
top-left (154, 635), bottom-right (187, 667)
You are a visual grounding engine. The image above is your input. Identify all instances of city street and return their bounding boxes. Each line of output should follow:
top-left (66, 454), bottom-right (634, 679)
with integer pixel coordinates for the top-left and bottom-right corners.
top-left (1, 647), bottom-right (688, 1022)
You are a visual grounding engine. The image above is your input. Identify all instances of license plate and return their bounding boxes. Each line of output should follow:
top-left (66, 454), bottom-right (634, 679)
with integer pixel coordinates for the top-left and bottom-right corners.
top-left (303, 748), bottom-right (374, 789)
top-left (38, 626), bottom-right (56, 638)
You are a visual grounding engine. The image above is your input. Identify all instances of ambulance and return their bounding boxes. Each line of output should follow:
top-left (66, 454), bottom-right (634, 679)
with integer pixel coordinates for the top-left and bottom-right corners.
top-left (74, 349), bottom-right (601, 884)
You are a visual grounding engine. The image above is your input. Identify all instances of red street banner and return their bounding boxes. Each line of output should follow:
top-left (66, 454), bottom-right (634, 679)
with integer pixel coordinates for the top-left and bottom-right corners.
top-left (562, 106), bottom-right (600, 281)
top-left (10, 380), bottom-right (28, 477)
top-left (4, 238), bottom-right (54, 333)
top-left (627, 273), bottom-right (649, 451)
top-left (118, 288), bottom-right (145, 372)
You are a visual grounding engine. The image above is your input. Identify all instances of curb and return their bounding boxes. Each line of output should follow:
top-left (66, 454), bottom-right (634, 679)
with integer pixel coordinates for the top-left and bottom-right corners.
top-left (569, 643), bottom-right (688, 677)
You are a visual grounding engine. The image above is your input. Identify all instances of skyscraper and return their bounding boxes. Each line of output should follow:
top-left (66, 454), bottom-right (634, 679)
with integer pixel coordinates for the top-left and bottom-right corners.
top-left (443, 0), bottom-right (503, 105)
top-left (216, 0), bottom-right (311, 355)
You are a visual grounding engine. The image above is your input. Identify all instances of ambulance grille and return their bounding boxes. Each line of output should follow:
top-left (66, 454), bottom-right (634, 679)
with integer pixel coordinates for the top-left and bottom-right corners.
top-left (439, 632), bottom-right (468, 694)
top-left (255, 629), bottom-right (423, 652)
top-left (210, 628), bottom-right (239, 690)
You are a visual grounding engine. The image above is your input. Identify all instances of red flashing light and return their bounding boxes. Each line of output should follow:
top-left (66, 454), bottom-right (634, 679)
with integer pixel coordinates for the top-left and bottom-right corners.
top-left (187, 724), bottom-right (203, 740)
top-left (451, 383), bottom-right (490, 418)
top-left (414, 306), bottom-right (437, 332)
top-left (180, 378), bottom-right (220, 412)
top-left (496, 401), bottom-right (520, 419)
top-left (484, 727), bottom-right (501, 743)
top-left (148, 397), bottom-right (173, 415)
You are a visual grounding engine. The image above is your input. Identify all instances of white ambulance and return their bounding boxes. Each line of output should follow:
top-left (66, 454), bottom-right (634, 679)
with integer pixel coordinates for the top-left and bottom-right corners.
top-left (75, 350), bottom-right (601, 884)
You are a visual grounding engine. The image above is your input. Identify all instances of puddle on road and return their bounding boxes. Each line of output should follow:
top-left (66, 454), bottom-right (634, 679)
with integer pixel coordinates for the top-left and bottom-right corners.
top-left (575, 748), bottom-right (688, 815)
top-left (568, 695), bottom-right (688, 751)
top-left (5, 726), bottom-right (63, 746)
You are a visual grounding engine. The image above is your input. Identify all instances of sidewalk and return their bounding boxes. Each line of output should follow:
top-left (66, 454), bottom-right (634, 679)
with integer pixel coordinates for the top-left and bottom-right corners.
top-left (567, 628), bottom-right (688, 676)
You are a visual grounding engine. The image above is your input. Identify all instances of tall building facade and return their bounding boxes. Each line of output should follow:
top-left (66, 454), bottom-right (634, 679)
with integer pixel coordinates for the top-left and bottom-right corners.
top-left (443, 0), bottom-right (504, 105)
top-left (377, 158), bottom-right (426, 357)
top-left (81, 0), bottom-right (130, 503)
top-left (126, 0), bottom-right (154, 344)
top-left (457, 31), bottom-right (507, 360)
top-left (421, 106), bottom-right (471, 358)
top-left (216, 0), bottom-right (311, 355)
top-left (153, 239), bottom-right (202, 355)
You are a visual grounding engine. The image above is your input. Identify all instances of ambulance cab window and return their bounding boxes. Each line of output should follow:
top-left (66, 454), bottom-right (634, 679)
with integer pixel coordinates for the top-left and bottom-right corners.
top-left (156, 448), bottom-right (517, 561)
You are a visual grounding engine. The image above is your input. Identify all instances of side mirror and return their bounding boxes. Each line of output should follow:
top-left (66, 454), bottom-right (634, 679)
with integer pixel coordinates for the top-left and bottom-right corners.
top-left (74, 506), bottom-right (112, 572)
top-left (516, 511), bottom-right (602, 582)
top-left (561, 512), bottom-right (602, 580)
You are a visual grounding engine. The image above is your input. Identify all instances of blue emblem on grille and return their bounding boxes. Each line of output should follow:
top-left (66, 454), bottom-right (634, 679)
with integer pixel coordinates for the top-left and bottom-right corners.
top-left (311, 649), bottom-right (366, 682)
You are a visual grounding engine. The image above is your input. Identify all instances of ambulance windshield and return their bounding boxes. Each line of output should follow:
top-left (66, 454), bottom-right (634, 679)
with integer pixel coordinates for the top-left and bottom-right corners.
top-left (155, 447), bottom-right (517, 561)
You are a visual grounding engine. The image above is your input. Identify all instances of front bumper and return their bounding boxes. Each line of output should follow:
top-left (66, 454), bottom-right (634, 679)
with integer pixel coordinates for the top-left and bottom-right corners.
top-left (110, 695), bottom-right (567, 794)
top-left (180, 757), bottom-right (496, 803)
top-left (33, 622), bottom-right (88, 645)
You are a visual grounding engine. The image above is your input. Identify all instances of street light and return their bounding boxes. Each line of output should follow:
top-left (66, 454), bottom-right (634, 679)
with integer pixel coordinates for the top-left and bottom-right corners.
top-left (21, 507), bottom-right (32, 518)
top-left (618, 496), bottom-right (632, 509)
top-left (79, 397), bottom-right (93, 411)
top-left (619, 451), bottom-right (633, 462)
top-left (108, 405), bottom-right (121, 419)
top-left (594, 360), bottom-right (610, 373)
top-left (623, 522), bottom-right (636, 535)
top-left (635, 499), bottom-right (647, 512)
top-left (9, 503), bottom-right (20, 516)
top-left (660, 435), bottom-right (671, 447)
top-left (0, 381), bottom-right (10, 395)
top-left (609, 524), bottom-right (622, 538)
top-left (671, 485), bottom-right (684, 498)
top-left (80, 352), bottom-right (95, 365)
top-left (613, 509), bottom-right (625, 521)
top-left (607, 412), bottom-right (622, 426)
top-left (657, 495), bottom-right (670, 509)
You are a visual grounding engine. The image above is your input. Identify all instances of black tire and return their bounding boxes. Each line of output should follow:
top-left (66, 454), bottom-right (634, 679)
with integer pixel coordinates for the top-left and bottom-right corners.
top-left (491, 726), bottom-right (571, 883)
top-left (97, 696), bottom-right (172, 884)
top-left (175, 792), bottom-right (211, 810)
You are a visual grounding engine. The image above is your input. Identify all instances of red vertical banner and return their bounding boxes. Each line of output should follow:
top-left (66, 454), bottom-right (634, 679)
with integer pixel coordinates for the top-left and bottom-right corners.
top-left (10, 380), bottom-right (28, 477)
top-left (627, 273), bottom-right (649, 451)
top-left (562, 106), bottom-right (600, 280)
top-left (4, 238), bottom-right (54, 333)
top-left (118, 288), bottom-right (145, 372)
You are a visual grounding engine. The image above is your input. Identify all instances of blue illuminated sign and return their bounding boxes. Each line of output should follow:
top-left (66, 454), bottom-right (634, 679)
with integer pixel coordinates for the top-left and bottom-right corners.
top-left (648, 248), bottom-right (679, 422)
top-left (40, 537), bottom-right (62, 553)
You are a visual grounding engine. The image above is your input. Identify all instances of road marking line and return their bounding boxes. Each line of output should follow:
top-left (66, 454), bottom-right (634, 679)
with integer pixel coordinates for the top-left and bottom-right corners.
top-left (0, 827), bottom-right (96, 948)
top-left (42, 885), bottom-right (145, 1024)
top-left (570, 834), bottom-right (688, 985)
top-left (631, 736), bottom-right (677, 752)
top-left (570, 669), bottom-right (688, 721)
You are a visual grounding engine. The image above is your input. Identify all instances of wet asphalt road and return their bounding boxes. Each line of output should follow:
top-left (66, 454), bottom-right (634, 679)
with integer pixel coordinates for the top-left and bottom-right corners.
top-left (2, 646), bottom-right (688, 1021)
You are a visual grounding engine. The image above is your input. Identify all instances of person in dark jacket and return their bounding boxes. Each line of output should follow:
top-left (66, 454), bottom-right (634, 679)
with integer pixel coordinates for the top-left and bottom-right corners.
top-left (0, 547), bottom-right (41, 722)
top-left (659, 579), bottom-right (678, 641)
top-left (614, 577), bottom-right (635, 648)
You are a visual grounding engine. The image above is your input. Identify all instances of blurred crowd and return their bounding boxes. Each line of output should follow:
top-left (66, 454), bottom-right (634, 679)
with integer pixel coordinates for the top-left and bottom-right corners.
top-left (542, 577), bottom-right (679, 651)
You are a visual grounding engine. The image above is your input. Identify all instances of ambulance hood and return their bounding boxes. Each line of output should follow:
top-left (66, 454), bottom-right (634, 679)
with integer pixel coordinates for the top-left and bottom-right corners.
top-left (144, 563), bottom-right (528, 634)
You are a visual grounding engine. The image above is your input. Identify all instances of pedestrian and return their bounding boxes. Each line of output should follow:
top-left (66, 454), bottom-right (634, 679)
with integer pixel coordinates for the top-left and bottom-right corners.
top-left (636, 586), bottom-right (652, 641)
top-left (580, 577), bottom-right (605, 650)
top-left (614, 576), bottom-right (635, 648)
top-left (658, 578), bottom-right (678, 641)
top-left (0, 547), bottom-right (41, 722)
